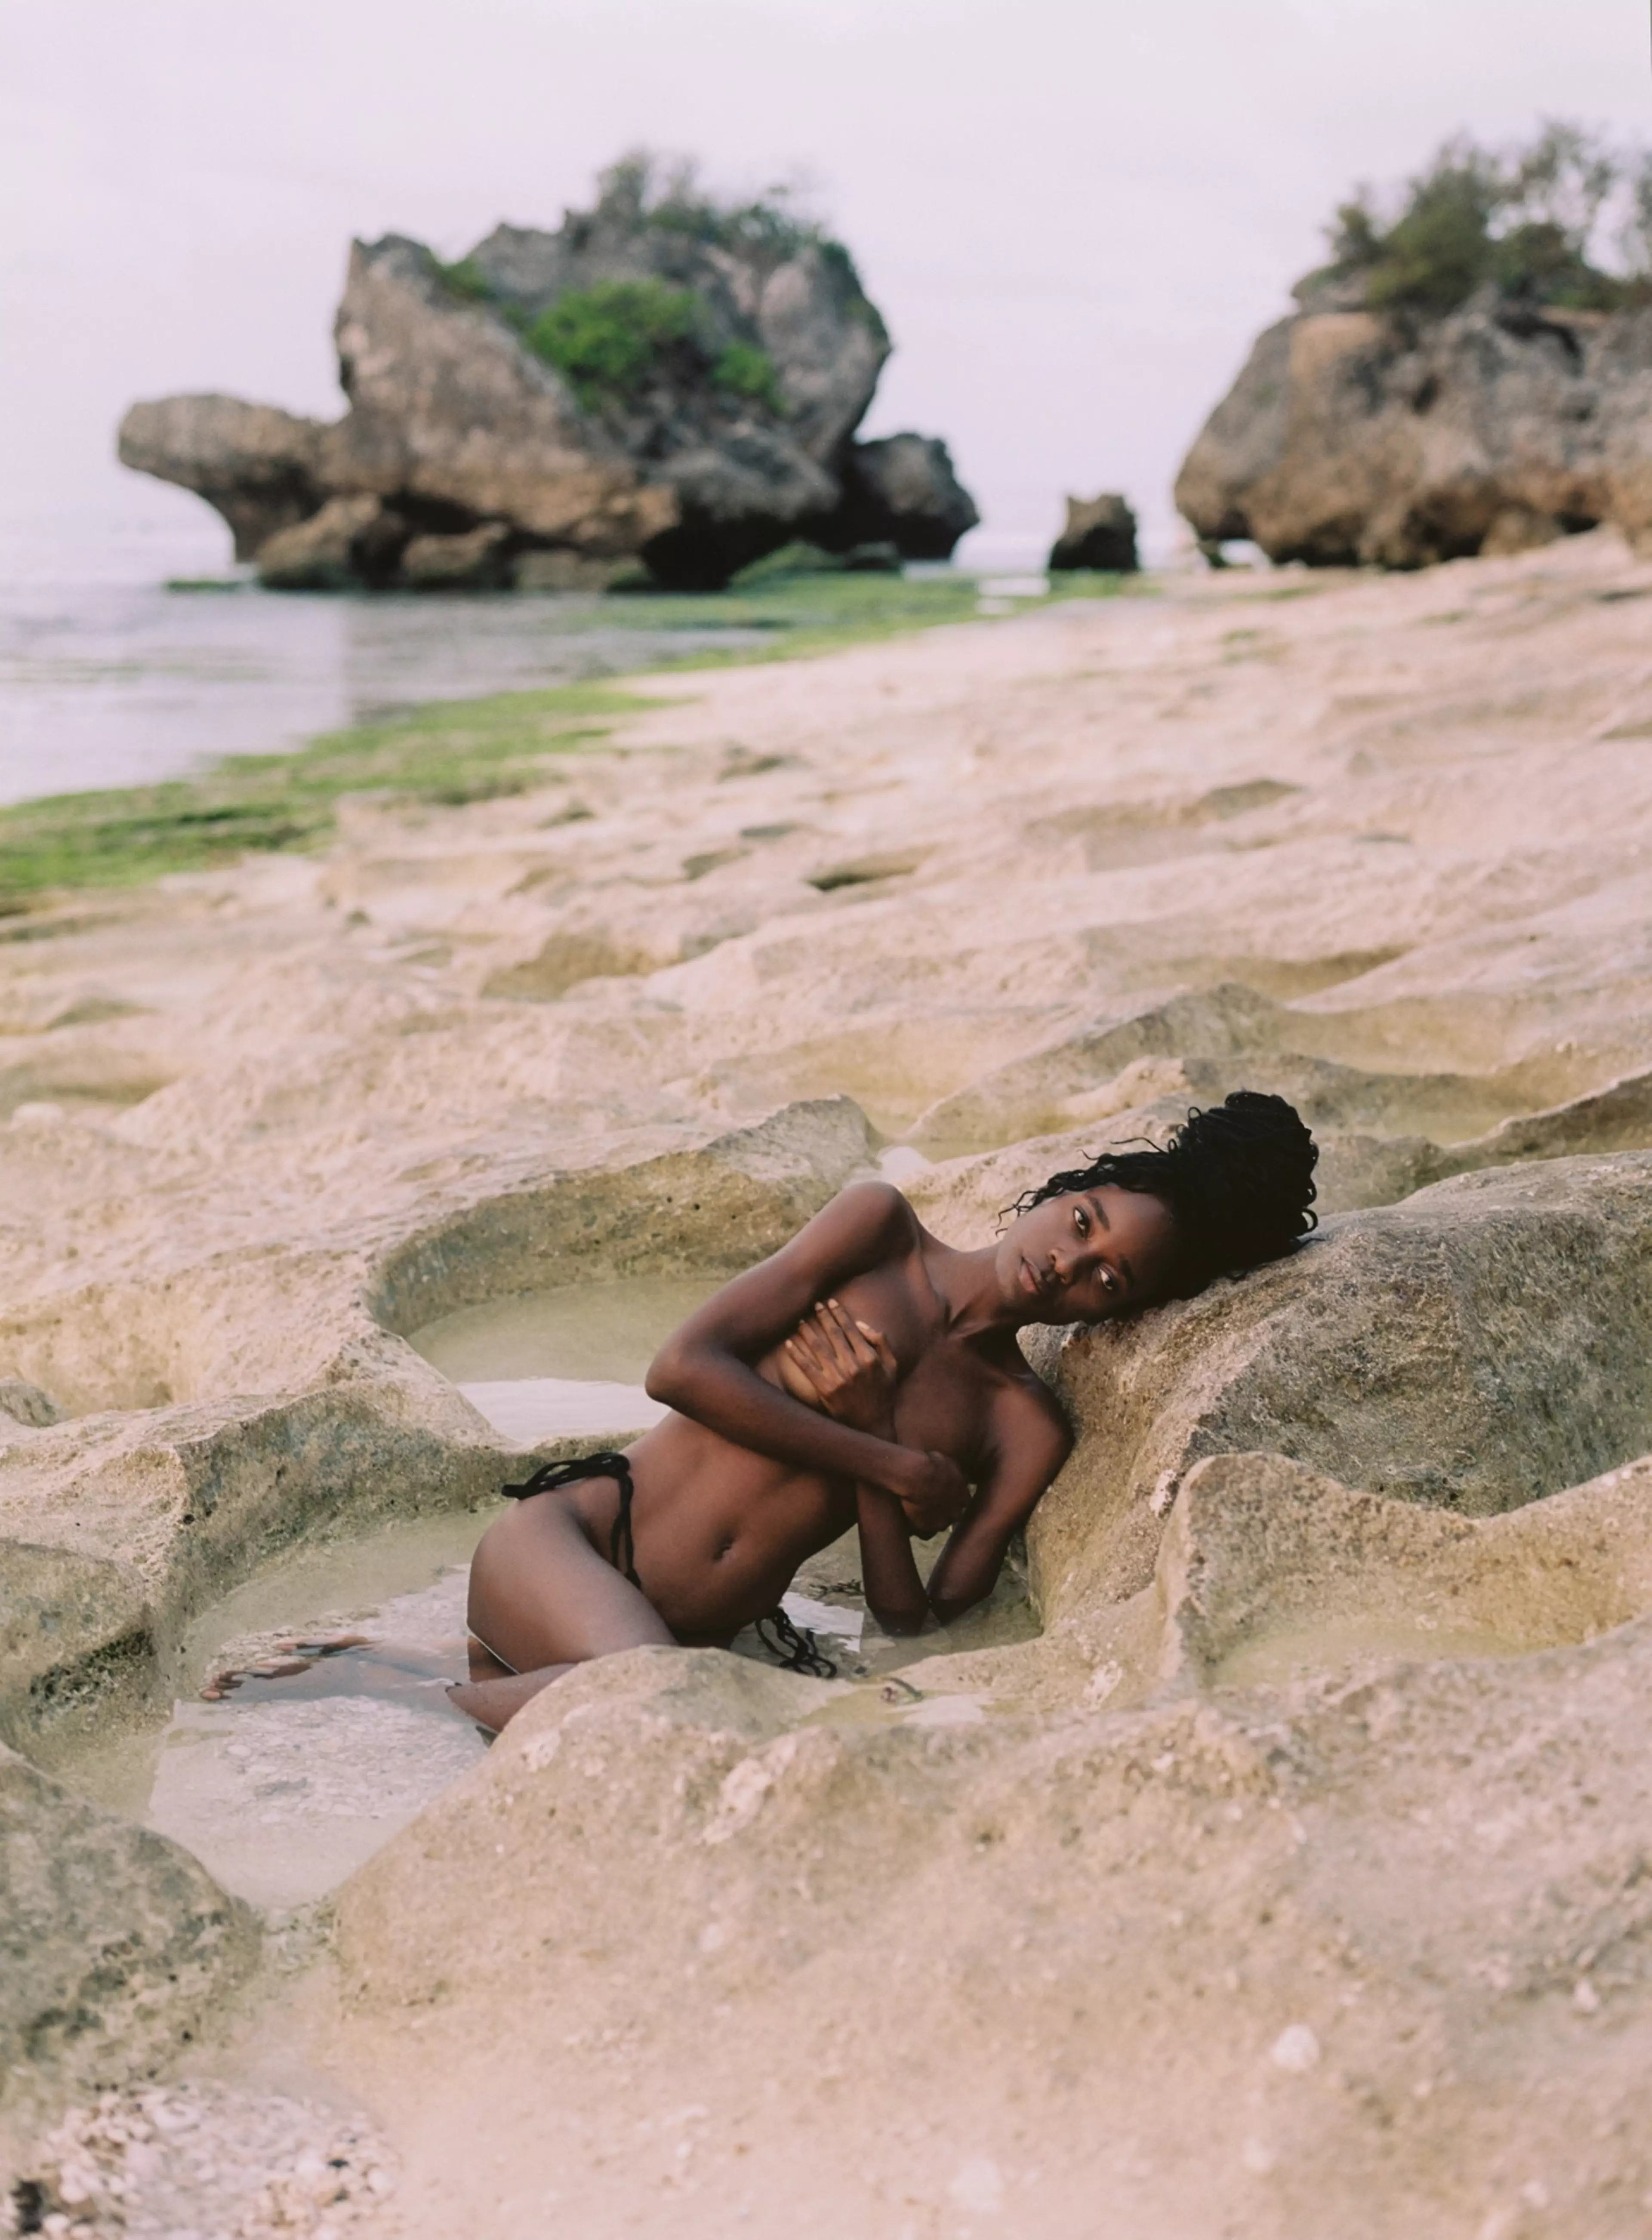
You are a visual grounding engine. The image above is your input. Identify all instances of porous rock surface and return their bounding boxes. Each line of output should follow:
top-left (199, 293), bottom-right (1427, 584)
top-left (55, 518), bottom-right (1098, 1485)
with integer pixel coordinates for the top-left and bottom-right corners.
top-left (1177, 288), bottom-right (1652, 566)
top-left (0, 1742), bottom-right (255, 2142)
top-left (9, 530), bottom-right (1652, 2228)
top-left (118, 173), bottom-right (977, 589)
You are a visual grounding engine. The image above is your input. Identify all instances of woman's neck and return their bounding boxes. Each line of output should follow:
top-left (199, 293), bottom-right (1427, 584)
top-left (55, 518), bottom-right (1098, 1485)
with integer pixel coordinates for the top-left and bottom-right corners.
top-left (925, 1238), bottom-right (1021, 1340)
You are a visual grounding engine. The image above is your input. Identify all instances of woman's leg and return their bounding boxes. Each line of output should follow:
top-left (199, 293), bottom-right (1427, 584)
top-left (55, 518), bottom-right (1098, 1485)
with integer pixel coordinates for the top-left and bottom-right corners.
top-left (449, 1485), bottom-right (673, 1732)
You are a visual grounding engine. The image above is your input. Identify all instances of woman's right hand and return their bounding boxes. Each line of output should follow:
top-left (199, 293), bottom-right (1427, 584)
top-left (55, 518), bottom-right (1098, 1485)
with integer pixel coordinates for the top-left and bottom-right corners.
top-left (783, 1298), bottom-right (899, 1436)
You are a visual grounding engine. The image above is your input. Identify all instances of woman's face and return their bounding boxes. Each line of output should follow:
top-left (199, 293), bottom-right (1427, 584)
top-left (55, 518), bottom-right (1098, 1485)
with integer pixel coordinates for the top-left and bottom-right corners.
top-left (996, 1185), bottom-right (1178, 1324)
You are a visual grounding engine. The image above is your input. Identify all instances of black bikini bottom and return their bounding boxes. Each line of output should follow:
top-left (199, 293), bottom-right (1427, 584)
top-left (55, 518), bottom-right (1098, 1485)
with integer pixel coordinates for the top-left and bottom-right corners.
top-left (499, 1452), bottom-right (835, 1677)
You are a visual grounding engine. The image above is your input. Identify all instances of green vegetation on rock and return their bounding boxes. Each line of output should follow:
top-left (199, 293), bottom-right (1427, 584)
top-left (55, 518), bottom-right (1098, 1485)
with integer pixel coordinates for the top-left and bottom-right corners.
top-left (1312, 121), bottom-right (1652, 316)
top-left (710, 339), bottom-right (783, 410)
top-left (443, 154), bottom-right (881, 419)
top-left (524, 279), bottom-right (784, 418)
top-left (607, 150), bottom-right (840, 271)
top-left (436, 255), bottom-right (495, 304)
top-left (526, 279), bottom-right (700, 407)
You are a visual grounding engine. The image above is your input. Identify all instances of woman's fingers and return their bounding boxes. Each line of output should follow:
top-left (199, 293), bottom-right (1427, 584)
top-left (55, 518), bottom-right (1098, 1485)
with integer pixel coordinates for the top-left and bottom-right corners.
top-left (824, 1297), bottom-right (878, 1370)
top-left (857, 1319), bottom-right (899, 1378)
top-left (794, 1298), bottom-right (899, 1397)
top-left (815, 1300), bottom-right (860, 1375)
top-left (793, 1310), bottom-right (853, 1392)
top-left (786, 1325), bottom-right (832, 1385)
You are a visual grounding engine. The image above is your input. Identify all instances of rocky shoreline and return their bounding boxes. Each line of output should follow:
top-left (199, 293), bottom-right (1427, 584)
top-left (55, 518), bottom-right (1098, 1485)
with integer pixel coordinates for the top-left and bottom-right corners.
top-left (7, 529), bottom-right (1652, 2234)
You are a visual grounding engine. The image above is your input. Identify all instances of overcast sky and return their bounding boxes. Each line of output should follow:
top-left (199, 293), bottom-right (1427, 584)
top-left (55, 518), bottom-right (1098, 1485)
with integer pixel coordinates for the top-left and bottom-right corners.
top-left (3, 0), bottom-right (1649, 563)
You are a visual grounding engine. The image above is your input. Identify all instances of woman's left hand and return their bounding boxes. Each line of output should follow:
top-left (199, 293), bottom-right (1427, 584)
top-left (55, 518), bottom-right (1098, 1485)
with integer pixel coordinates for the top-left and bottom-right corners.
top-left (783, 1299), bottom-right (899, 1437)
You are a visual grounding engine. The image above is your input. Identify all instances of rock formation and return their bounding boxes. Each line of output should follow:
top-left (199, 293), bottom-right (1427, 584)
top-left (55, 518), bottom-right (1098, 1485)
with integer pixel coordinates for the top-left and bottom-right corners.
top-left (1, 1742), bottom-right (256, 2129)
top-left (1177, 288), bottom-right (1652, 566)
top-left (117, 161), bottom-right (978, 591)
top-left (809, 432), bottom-right (978, 560)
top-left (1048, 490), bottom-right (1138, 570)
top-left (1178, 126), bottom-right (1652, 566)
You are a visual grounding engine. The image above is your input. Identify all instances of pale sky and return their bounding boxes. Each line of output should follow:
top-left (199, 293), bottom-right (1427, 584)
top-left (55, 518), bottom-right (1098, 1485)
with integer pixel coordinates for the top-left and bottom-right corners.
top-left (3, 0), bottom-right (1649, 563)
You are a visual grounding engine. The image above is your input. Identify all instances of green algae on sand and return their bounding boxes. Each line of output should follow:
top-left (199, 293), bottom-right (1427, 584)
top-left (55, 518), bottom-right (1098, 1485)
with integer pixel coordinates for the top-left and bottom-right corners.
top-left (0, 567), bottom-right (1140, 903)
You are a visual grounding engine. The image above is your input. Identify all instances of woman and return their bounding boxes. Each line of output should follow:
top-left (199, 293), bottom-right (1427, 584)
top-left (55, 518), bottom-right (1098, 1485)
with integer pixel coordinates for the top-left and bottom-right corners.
top-left (452, 1091), bottom-right (1317, 1730)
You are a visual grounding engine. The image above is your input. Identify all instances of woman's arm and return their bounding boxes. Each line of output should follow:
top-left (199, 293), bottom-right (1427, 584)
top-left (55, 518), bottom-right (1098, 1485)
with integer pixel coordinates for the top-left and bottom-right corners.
top-left (645, 1182), bottom-right (967, 1523)
top-left (924, 1384), bottom-right (1071, 1625)
top-left (784, 1300), bottom-right (929, 1635)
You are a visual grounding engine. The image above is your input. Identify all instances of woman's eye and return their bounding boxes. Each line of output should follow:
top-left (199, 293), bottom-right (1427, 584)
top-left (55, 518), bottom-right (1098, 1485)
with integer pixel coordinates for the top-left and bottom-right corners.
top-left (1074, 1208), bottom-right (1088, 1235)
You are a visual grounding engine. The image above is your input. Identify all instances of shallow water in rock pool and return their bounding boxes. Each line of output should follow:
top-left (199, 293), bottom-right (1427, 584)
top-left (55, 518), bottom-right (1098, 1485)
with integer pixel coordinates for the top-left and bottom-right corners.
top-left (62, 1513), bottom-right (491, 1912)
top-left (55, 1510), bottom-right (1034, 1913)
top-left (407, 1273), bottom-right (720, 1442)
top-left (54, 1278), bottom-right (1039, 1909)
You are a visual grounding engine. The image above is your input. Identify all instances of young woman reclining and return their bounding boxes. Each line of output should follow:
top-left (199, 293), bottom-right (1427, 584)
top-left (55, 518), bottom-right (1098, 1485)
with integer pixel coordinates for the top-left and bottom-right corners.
top-left (451, 1091), bottom-right (1317, 1731)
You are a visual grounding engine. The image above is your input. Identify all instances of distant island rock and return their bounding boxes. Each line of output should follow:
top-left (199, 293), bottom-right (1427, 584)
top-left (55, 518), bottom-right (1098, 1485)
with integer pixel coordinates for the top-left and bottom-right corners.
top-left (119, 158), bottom-right (978, 592)
top-left (1048, 493), bottom-right (1138, 572)
top-left (1176, 125), bottom-right (1652, 567)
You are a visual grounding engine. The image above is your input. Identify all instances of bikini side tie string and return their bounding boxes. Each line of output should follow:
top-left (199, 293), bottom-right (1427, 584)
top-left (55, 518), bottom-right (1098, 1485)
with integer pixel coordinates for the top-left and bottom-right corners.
top-left (501, 1451), bottom-right (641, 1590)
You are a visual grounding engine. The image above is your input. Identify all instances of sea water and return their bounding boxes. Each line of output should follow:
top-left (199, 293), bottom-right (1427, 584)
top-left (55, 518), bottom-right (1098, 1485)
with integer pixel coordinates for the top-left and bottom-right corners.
top-left (0, 521), bottom-right (775, 806)
top-left (407, 1272), bottom-right (720, 1443)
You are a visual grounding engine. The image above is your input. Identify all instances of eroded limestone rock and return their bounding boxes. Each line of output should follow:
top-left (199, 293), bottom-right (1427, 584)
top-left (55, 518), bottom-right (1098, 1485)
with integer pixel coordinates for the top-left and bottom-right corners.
top-left (115, 395), bottom-right (328, 561)
top-left (399, 521), bottom-right (514, 591)
top-left (330, 1605), bottom-right (1652, 2233)
top-left (119, 166), bottom-right (979, 590)
top-left (1176, 293), bottom-right (1652, 566)
top-left (1156, 1448), bottom-right (1652, 1687)
top-left (0, 1744), bottom-right (254, 2123)
top-left (255, 493), bottom-right (409, 591)
top-left (1025, 1152), bottom-right (1652, 1616)
top-left (810, 433), bottom-right (980, 561)
top-left (0, 1540), bottom-right (153, 1757)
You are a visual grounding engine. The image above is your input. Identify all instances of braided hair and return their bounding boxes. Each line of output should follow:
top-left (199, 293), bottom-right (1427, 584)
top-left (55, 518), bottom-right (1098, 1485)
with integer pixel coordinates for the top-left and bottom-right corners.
top-left (1009, 1089), bottom-right (1318, 1294)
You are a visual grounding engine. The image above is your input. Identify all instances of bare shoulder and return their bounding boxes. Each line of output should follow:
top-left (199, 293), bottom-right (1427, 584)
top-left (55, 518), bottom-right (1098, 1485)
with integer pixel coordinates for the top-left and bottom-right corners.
top-left (988, 1359), bottom-right (1073, 1467)
top-left (815, 1177), bottom-right (923, 1251)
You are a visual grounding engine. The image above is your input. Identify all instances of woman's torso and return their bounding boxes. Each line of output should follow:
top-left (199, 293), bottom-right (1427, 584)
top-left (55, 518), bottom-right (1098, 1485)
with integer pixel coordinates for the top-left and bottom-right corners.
top-left (607, 1244), bottom-right (1021, 1642)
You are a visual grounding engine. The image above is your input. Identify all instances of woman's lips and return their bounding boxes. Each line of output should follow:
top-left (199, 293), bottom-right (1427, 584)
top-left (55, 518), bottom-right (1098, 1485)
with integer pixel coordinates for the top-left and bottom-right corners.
top-left (1020, 1256), bottom-right (1044, 1297)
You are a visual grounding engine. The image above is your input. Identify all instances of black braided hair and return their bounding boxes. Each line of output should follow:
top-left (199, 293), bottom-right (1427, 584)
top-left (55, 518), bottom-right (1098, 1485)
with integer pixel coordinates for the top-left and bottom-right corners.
top-left (1008, 1089), bottom-right (1318, 1294)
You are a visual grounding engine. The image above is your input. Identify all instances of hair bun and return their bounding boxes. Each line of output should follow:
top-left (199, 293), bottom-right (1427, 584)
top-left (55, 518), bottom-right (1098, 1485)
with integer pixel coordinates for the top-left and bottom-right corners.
top-left (1166, 1090), bottom-right (1318, 1276)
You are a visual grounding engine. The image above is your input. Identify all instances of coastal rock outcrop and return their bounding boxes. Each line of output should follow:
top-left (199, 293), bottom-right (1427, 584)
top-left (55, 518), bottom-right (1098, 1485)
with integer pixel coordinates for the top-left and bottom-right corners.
top-left (117, 160), bottom-right (979, 590)
top-left (116, 395), bottom-right (329, 561)
top-left (1177, 129), bottom-right (1652, 567)
top-left (1177, 290), bottom-right (1652, 566)
top-left (1048, 490), bottom-right (1138, 571)
top-left (810, 432), bottom-right (979, 560)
